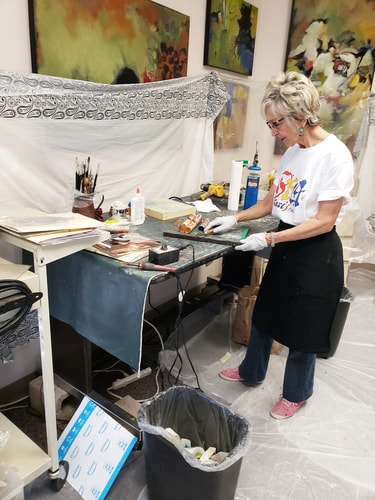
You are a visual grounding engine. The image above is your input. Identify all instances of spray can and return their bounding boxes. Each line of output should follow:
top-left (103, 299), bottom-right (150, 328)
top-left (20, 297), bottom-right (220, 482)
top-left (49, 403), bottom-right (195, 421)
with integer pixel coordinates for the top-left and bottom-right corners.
top-left (244, 144), bottom-right (261, 209)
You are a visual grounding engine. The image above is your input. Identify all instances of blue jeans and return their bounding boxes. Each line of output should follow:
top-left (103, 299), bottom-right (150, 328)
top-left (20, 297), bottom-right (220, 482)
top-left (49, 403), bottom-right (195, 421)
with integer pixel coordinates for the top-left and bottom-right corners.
top-left (238, 324), bottom-right (316, 403)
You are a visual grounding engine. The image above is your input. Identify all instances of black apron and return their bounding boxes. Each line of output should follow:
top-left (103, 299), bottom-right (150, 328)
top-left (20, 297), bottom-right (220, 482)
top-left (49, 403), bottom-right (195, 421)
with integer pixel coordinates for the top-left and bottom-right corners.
top-left (252, 222), bottom-right (344, 354)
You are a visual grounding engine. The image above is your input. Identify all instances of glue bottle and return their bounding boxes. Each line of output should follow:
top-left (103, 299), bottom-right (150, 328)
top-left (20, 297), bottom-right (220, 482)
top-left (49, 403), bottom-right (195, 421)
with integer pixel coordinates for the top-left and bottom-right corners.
top-left (131, 187), bottom-right (145, 225)
top-left (244, 143), bottom-right (261, 210)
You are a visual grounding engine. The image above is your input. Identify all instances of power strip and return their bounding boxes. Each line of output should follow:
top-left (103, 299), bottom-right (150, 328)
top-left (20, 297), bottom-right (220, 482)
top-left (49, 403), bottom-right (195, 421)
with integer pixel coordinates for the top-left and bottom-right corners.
top-left (111, 367), bottom-right (152, 391)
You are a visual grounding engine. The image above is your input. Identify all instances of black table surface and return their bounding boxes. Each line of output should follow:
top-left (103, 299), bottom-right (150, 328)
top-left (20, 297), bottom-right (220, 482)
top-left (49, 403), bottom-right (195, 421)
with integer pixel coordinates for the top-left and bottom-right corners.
top-left (126, 194), bottom-right (279, 279)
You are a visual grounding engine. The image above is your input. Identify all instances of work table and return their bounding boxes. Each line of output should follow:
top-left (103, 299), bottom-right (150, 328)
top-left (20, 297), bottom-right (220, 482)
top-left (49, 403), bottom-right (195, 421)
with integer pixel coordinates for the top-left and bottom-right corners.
top-left (46, 206), bottom-right (278, 369)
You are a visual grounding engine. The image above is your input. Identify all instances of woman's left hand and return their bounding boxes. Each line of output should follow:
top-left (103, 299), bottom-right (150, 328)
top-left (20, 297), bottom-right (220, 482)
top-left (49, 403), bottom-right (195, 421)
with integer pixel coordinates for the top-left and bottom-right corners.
top-left (235, 232), bottom-right (268, 252)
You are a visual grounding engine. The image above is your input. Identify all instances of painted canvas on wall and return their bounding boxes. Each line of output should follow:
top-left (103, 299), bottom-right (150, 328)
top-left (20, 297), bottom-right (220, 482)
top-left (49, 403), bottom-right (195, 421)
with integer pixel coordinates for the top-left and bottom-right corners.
top-left (28, 0), bottom-right (189, 84)
top-left (214, 81), bottom-right (249, 149)
top-left (204, 0), bottom-right (258, 76)
top-left (285, 0), bottom-right (375, 153)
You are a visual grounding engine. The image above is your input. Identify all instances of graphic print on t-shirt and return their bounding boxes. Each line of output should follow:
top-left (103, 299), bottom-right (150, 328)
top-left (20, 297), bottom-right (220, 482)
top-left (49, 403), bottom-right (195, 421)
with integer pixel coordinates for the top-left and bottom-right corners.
top-left (274, 169), bottom-right (307, 213)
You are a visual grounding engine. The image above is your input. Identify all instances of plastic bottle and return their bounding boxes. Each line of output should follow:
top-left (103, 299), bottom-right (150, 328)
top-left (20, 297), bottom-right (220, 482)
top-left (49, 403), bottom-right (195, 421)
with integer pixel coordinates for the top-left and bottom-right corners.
top-left (130, 187), bottom-right (145, 225)
top-left (244, 144), bottom-right (261, 210)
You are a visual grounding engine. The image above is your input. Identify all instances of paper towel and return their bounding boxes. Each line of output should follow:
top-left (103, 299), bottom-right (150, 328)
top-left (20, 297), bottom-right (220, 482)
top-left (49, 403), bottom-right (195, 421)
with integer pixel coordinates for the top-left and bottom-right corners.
top-left (227, 160), bottom-right (243, 211)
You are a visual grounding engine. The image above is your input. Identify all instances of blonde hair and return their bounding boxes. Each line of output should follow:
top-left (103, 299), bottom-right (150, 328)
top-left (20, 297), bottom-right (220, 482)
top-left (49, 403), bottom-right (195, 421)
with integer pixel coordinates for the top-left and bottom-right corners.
top-left (261, 71), bottom-right (321, 127)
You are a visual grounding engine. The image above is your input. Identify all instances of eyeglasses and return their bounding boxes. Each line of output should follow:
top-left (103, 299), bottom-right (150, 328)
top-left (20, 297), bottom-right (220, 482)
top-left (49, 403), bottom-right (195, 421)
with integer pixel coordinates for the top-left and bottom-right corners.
top-left (266, 117), bottom-right (285, 130)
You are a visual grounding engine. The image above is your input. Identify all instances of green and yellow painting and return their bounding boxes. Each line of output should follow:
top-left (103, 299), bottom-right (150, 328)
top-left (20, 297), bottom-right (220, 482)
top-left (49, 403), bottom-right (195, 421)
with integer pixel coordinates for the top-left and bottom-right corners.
top-left (29, 0), bottom-right (190, 83)
top-left (204, 0), bottom-right (258, 76)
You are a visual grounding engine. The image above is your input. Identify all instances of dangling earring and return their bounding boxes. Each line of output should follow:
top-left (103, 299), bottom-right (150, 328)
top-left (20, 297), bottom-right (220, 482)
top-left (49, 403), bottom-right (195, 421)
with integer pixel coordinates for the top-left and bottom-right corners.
top-left (299, 127), bottom-right (304, 137)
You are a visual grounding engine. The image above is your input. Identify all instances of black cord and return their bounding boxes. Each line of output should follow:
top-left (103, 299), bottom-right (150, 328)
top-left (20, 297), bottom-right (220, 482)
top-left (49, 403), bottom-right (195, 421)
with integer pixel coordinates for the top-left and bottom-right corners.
top-left (167, 277), bottom-right (186, 386)
top-left (0, 280), bottom-right (42, 341)
top-left (168, 196), bottom-right (193, 205)
top-left (176, 275), bottom-right (202, 390)
top-left (167, 245), bottom-right (201, 390)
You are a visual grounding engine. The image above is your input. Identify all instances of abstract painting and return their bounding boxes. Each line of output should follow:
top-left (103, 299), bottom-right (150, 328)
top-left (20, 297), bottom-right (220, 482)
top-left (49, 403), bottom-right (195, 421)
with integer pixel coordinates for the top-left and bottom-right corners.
top-left (285, 0), bottom-right (375, 152)
top-left (214, 81), bottom-right (249, 149)
top-left (28, 0), bottom-right (189, 84)
top-left (204, 0), bottom-right (258, 76)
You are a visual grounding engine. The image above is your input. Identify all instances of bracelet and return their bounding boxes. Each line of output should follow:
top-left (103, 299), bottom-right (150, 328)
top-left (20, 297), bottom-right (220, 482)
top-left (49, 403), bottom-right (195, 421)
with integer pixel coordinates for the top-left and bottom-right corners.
top-left (271, 232), bottom-right (276, 247)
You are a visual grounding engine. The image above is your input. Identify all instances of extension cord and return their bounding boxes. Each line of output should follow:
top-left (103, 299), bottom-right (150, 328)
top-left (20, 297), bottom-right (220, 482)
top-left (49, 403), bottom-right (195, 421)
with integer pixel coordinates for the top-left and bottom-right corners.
top-left (111, 367), bottom-right (152, 390)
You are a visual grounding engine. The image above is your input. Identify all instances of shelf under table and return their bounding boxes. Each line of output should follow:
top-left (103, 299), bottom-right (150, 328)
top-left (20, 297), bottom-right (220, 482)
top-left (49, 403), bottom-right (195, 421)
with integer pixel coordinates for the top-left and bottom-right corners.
top-left (0, 412), bottom-right (51, 489)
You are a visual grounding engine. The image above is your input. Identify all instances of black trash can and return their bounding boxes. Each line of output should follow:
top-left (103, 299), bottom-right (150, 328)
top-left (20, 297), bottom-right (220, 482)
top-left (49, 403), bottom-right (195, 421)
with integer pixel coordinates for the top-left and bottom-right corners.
top-left (319, 287), bottom-right (354, 358)
top-left (137, 385), bottom-right (250, 500)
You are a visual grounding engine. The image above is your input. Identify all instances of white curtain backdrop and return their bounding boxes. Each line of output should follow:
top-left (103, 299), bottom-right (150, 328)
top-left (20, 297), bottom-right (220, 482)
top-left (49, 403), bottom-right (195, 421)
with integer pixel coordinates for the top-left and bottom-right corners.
top-left (356, 95), bottom-right (375, 221)
top-left (0, 71), bottom-right (228, 214)
top-left (350, 94), bottom-right (375, 264)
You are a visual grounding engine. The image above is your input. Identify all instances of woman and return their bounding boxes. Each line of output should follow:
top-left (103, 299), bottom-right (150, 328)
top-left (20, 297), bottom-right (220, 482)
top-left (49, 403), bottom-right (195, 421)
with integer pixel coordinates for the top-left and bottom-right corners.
top-left (206, 71), bottom-right (354, 419)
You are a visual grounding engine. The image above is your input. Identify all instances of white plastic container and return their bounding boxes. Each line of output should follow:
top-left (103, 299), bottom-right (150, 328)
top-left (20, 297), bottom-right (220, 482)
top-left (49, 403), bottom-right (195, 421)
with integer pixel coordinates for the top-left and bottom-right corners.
top-left (111, 200), bottom-right (126, 219)
top-left (131, 187), bottom-right (145, 225)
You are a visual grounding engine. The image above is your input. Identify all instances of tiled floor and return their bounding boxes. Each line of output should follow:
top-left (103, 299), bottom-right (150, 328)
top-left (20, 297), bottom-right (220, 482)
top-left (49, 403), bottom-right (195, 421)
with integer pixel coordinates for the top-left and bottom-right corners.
top-left (5, 266), bottom-right (375, 499)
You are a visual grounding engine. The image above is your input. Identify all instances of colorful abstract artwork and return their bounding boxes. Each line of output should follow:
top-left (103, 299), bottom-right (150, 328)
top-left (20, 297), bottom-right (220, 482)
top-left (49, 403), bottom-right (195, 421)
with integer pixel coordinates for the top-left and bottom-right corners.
top-left (204, 0), bottom-right (258, 76)
top-left (285, 0), bottom-right (375, 152)
top-left (28, 0), bottom-right (189, 84)
top-left (214, 81), bottom-right (249, 149)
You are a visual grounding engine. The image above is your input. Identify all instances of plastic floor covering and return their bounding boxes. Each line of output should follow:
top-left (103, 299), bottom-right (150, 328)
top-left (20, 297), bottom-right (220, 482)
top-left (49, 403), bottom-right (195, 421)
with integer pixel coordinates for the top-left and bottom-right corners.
top-left (25, 266), bottom-right (375, 499)
top-left (159, 266), bottom-right (375, 500)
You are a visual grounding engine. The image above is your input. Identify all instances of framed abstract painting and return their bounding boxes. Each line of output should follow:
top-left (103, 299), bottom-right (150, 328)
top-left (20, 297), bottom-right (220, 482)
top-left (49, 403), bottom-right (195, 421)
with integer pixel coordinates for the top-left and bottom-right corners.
top-left (285, 0), bottom-right (375, 152)
top-left (204, 0), bottom-right (258, 76)
top-left (214, 81), bottom-right (249, 149)
top-left (28, 0), bottom-right (189, 84)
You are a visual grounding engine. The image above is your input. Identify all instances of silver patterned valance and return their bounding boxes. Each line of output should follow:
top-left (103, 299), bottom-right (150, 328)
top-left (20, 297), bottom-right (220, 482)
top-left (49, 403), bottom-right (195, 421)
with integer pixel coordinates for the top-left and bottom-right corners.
top-left (0, 310), bottom-right (39, 363)
top-left (0, 70), bottom-right (229, 122)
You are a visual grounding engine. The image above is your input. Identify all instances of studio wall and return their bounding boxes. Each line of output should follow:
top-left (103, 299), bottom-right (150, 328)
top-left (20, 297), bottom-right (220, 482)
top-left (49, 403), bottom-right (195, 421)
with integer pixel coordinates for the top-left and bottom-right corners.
top-left (0, 0), bottom-right (293, 186)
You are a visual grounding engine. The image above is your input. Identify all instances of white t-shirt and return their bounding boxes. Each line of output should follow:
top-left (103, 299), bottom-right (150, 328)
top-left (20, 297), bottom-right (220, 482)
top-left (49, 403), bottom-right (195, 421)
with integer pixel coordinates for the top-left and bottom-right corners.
top-left (272, 134), bottom-right (354, 225)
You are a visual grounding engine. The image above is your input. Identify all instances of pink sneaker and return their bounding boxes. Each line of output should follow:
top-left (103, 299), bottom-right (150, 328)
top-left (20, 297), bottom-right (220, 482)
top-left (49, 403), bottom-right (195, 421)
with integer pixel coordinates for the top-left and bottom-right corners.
top-left (270, 397), bottom-right (305, 419)
top-left (219, 367), bottom-right (244, 381)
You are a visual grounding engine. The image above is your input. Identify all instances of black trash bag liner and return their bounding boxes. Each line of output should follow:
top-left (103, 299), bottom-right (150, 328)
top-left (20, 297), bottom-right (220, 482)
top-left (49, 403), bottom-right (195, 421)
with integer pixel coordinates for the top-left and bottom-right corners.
top-left (137, 385), bottom-right (251, 500)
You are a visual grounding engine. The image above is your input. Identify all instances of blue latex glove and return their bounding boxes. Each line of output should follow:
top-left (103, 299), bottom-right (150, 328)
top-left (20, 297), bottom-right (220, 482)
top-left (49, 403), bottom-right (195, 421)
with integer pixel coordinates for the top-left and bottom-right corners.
top-left (235, 232), bottom-right (268, 252)
top-left (205, 215), bottom-right (237, 234)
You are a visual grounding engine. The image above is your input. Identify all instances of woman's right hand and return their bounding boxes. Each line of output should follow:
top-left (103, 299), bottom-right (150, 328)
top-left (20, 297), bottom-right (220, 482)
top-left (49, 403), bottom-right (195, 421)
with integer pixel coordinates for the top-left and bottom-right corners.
top-left (205, 215), bottom-right (237, 234)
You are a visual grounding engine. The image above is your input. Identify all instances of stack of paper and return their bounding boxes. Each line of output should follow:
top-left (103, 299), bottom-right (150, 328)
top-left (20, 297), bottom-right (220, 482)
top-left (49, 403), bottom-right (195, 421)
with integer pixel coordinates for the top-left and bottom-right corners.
top-left (0, 212), bottom-right (104, 245)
